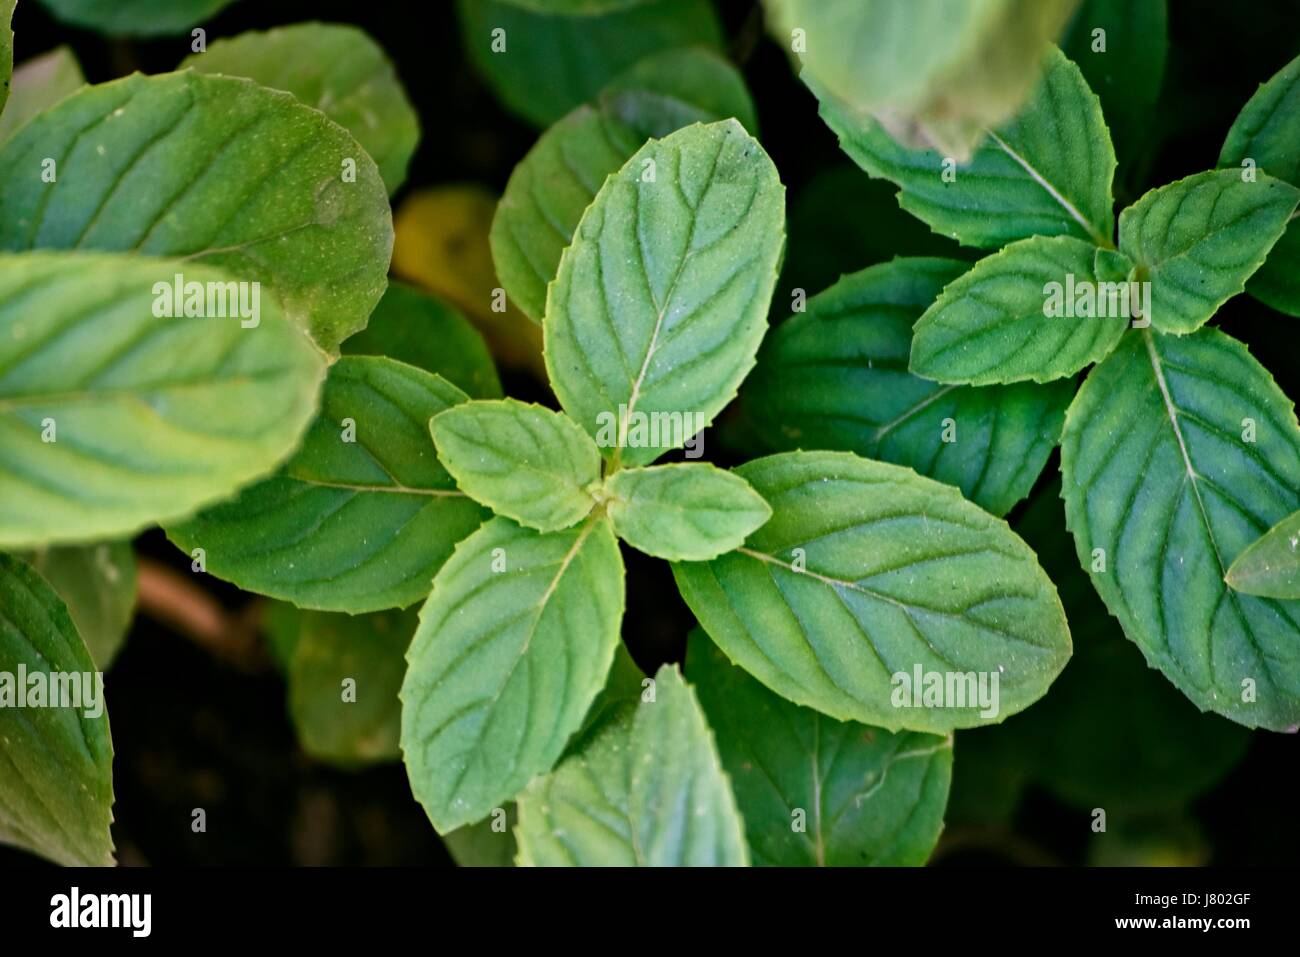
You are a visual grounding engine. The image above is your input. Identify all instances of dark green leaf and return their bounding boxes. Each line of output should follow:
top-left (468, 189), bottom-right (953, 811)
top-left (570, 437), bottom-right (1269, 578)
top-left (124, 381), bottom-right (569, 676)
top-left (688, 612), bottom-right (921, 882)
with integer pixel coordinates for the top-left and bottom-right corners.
top-left (36, 0), bottom-right (239, 36)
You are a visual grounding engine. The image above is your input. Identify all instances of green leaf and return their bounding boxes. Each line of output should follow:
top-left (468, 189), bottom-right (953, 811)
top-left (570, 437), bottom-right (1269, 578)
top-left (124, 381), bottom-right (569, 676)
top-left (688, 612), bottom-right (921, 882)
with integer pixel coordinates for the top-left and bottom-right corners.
top-left (565, 642), bottom-right (645, 756)
top-left (768, 0), bottom-right (1076, 160)
top-left (36, 0), bottom-right (238, 36)
top-left (546, 119), bottom-right (785, 468)
top-left (1118, 170), bottom-right (1299, 334)
top-left (672, 451), bottom-right (1072, 733)
top-left (401, 515), bottom-right (625, 832)
top-left (342, 282), bottom-right (501, 399)
top-left (167, 357), bottom-right (486, 614)
top-left (0, 46), bottom-right (86, 148)
top-left (515, 664), bottom-right (747, 866)
top-left (604, 462), bottom-right (771, 560)
top-left (0, 553), bottom-right (114, 866)
top-left (1218, 52), bottom-right (1300, 317)
top-left (688, 631), bottom-right (952, 866)
top-left (287, 607), bottom-right (415, 767)
top-left (431, 399), bottom-right (601, 532)
top-left (1061, 328), bottom-right (1300, 730)
top-left (1, 0), bottom-right (15, 117)
top-left (741, 257), bottom-right (1072, 516)
top-left (910, 235), bottom-right (1130, 385)
top-left (26, 543), bottom-right (137, 670)
top-left (491, 47), bottom-right (756, 322)
top-left (457, 0), bottom-right (722, 127)
top-left (0, 71), bottom-right (394, 353)
top-left (813, 46), bottom-right (1116, 248)
top-left (443, 804), bottom-right (518, 867)
top-left (183, 23), bottom-right (419, 195)
top-left (0, 252), bottom-right (324, 548)
top-left (1226, 508), bottom-right (1300, 599)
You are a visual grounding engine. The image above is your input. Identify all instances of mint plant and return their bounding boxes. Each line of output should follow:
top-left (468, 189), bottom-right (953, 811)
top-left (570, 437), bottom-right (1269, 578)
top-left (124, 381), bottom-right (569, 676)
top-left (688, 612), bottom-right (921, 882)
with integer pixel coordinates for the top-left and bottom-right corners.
top-left (0, 0), bottom-right (1297, 870)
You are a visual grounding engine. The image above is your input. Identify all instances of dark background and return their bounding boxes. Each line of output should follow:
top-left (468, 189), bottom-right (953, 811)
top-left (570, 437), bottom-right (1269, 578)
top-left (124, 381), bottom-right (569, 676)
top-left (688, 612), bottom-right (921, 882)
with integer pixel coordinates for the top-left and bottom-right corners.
top-left (3, 0), bottom-right (1299, 866)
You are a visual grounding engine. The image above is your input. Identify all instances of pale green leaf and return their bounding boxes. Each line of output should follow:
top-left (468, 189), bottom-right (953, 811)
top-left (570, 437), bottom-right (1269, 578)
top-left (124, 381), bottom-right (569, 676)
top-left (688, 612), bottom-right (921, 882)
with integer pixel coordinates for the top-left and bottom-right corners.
top-left (673, 451), bottom-right (1073, 733)
top-left (183, 23), bottom-right (419, 194)
top-left (444, 804), bottom-right (518, 867)
top-left (1061, 328), bottom-right (1300, 730)
top-left (689, 631), bottom-right (952, 866)
top-left (0, 46), bottom-right (86, 148)
top-left (1118, 170), bottom-right (1299, 334)
top-left (36, 0), bottom-right (238, 36)
top-left (546, 119), bottom-right (785, 468)
top-left (432, 399), bottom-right (601, 532)
top-left (457, 0), bottom-right (722, 127)
top-left (0, 71), bottom-right (394, 353)
top-left (0, 252), bottom-right (324, 548)
top-left (814, 46), bottom-right (1115, 248)
top-left (26, 542), bottom-right (136, 670)
top-left (1226, 508), bottom-right (1300, 599)
top-left (167, 357), bottom-right (486, 614)
top-left (0, 553), bottom-right (114, 866)
top-left (604, 462), bottom-right (770, 561)
top-left (401, 515), bottom-right (625, 832)
top-left (910, 235), bottom-right (1130, 385)
top-left (741, 257), bottom-right (1072, 516)
top-left (342, 282), bottom-right (501, 399)
top-left (515, 664), bottom-right (747, 866)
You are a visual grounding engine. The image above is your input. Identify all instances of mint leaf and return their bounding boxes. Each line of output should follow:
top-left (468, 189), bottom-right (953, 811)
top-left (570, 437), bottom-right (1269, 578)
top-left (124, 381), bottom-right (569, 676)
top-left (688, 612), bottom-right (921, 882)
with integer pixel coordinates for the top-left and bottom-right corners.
top-left (741, 257), bottom-right (1072, 516)
top-left (0, 553), bottom-right (114, 866)
top-left (36, 0), bottom-right (238, 35)
top-left (431, 399), bottom-right (602, 532)
top-left (1226, 508), bottom-right (1300, 600)
top-left (673, 451), bottom-right (1072, 733)
top-left (168, 357), bottom-right (484, 614)
top-left (401, 515), bottom-right (625, 832)
top-left (26, 543), bottom-right (137, 670)
top-left (1, 0), bottom-right (15, 117)
top-left (1218, 52), bottom-right (1300, 317)
top-left (342, 282), bottom-right (501, 399)
top-left (183, 23), bottom-right (420, 195)
top-left (0, 46), bottom-right (85, 147)
top-left (1118, 170), bottom-right (1300, 334)
top-left (0, 71), bottom-right (394, 353)
top-left (688, 631), bottom-right (952, 866)
top-left (1061, 328), bottom-right (1300, 730)
top-left (910, 235), bottom-right (1130, 385)
top-left (814, 46), bottom-right (1115, 248)
top-left (604, 462), bottom-right (771, 561)
top-left (457, 0), bottom-right (722, 127)
top-left (491, 47), bottom-right (756, 321)
top-left (0, 252), bottom-right (324, 548)
top-left (546, 119), bottom-right (785, 468)
top-left (444, 804), bottom-right (518, 867)
top-left (515, 664), bottom-right (747, 866)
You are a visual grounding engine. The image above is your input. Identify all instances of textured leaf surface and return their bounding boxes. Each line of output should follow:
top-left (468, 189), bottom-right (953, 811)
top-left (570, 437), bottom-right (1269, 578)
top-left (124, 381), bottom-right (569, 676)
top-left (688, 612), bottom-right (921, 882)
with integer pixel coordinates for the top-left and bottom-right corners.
top-left (0, 554), bottom-right (114, 866)
top-left (287, 607), bottom-right (415, 766)
top-left (168, 357), bottom-right (485, 613)
top-left (1061, 328), bottom-right (1300, 730)
top-left (674, 451), bottom-right (1072, 732)
top-left (689, 632), bottom-right (951, 866)
top-left (911, 235), bottom-right (1129, 384)
top-left (0, 253), bottom-right (324, 548)
top-left (36, 0), bottom-right (238, 35)
top-left (342, 282), bottom-right (501, 399)
top-left (183, 23), bottom-right (420, 194)
top-left (604, 462), bottom-right (771, 561)
top-left (741, 258), bottom-right (1071, 516)
top-left (515, 665), bottom-right (747, 866)
top-left (457, 0), bottom-right (722, 127)
top-left (814, 47), bottom-right (1115, 248)
top-left (491, 47), bottom-right (755, 321)
top-left (431, 399), bottom-right (601, 532)
top-left (0, 46), bottom-right (85, 147)
top-left (401, 516), bottom-right (625, 832)
top-left (1118, 170), bottom-right (1299, 334)
top-left (1218, 52), bottom-right (1300, 317)
top-left (546, 119), bottom-right (785, 467)
top-left (26, 543), bottom-right (136, 670)
top-left (1226, 508), bottom-right (1300, 599)
top-left (0, 71), bottom-right (393, 353)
